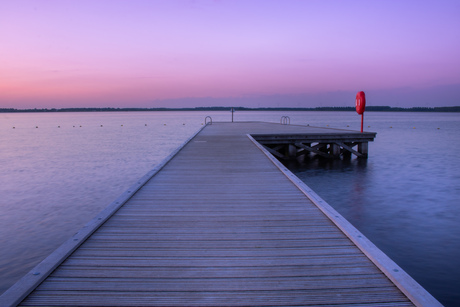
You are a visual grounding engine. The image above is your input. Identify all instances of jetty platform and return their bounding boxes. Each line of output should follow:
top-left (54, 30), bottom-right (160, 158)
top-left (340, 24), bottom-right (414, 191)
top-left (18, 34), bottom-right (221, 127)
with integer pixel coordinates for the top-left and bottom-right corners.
top-left (1, 122), bottom-right (440, 306)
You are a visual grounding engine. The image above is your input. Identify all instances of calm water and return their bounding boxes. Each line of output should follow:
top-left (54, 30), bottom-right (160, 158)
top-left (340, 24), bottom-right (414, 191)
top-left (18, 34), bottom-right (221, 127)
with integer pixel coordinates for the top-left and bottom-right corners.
top-left (0, 111), bottom-right (459, 306)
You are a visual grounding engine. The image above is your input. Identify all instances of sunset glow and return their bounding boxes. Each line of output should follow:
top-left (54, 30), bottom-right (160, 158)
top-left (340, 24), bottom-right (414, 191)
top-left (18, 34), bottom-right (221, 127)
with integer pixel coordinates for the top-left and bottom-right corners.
top-left (1, 0), bottom-right (459, 108)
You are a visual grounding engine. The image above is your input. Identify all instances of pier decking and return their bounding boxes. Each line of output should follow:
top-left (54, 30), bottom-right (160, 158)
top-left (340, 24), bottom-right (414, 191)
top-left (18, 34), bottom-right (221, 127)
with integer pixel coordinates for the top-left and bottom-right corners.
top-left (1, 122), bottom-right (440, 306)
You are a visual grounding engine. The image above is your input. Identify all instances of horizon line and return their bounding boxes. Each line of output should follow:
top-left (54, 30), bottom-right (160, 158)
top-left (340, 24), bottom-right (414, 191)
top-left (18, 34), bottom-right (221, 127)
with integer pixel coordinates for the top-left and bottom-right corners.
top-left (1, 106), bottom-right (460, 113)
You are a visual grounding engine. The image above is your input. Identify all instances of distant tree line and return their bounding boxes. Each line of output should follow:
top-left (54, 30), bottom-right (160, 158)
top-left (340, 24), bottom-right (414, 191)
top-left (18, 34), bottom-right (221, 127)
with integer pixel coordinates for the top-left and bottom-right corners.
top-left (1, 106), bottom-right (459, 113)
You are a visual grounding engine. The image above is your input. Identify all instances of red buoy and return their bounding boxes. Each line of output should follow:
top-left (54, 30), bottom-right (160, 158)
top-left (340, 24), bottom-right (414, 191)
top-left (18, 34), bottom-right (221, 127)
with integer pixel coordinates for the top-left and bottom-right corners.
top-left (355, 91), bottom-right (366, 115)
top-left (355, 91), bottom-right (366, 132)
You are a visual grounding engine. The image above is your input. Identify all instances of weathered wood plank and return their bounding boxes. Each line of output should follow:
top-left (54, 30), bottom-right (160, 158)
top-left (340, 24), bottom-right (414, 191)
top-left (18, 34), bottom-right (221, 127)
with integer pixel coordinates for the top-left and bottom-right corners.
top-left (87, 235), bottom-right (345, 243)
top-left (74, 249), bottom-right (358, 259)
top-left (20, 289), bottom-right (410, 307)
top-left (97, 225), bottom-right (338, 233)
top-left (51, 264), bottom-right (382, 278)
top-left (59, 255), bottom-right (377, 268)
top-left (81, 238), bottom-right (355, 249)
top-left (36, 275), bottom-right (395, 291)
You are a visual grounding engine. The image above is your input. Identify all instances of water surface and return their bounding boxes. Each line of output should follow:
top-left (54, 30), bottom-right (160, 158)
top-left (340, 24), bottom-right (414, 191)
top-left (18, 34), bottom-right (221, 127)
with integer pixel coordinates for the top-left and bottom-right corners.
top-left (0, 111), bottom-right (459, 306)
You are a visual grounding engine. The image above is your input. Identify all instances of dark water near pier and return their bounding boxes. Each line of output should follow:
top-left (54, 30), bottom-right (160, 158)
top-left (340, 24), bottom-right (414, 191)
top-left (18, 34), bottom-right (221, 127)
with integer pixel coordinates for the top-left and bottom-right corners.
top-left (0, 111), bottom-right (459, 305)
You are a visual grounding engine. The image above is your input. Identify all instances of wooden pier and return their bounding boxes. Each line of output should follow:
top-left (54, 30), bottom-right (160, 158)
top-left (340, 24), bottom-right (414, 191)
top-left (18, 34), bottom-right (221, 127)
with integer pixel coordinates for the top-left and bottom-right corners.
top-left (1, 122), bottom-right (440, 306)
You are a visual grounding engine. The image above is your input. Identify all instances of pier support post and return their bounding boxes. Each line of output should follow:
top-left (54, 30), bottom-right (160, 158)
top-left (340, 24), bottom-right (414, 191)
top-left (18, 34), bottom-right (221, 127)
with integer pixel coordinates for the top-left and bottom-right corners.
top-left (358, 142), bottom-right (369, 158)
top-left (343, 146), bottom-right (352, 160)
top-left (331, 143), bottom-right (341, 158)
top-left (288, 144), bottom-right (297, 158)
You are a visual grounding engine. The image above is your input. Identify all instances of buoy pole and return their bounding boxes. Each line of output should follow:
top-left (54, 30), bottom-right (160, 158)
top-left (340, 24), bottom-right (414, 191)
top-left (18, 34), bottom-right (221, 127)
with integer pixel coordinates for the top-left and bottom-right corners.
top-left (361, 113), bottom-right (364, 133)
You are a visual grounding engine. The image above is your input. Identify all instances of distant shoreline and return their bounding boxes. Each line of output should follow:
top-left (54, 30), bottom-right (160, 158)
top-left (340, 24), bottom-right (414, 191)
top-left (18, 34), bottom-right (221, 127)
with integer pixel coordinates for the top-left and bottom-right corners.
top-left (1, 106), bottom-right (459, 113)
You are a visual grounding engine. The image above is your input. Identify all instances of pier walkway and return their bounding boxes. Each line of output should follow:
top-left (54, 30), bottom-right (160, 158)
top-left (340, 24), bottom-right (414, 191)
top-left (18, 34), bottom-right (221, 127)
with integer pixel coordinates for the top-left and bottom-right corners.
top-left (1, 122), bottom-right (440, 306)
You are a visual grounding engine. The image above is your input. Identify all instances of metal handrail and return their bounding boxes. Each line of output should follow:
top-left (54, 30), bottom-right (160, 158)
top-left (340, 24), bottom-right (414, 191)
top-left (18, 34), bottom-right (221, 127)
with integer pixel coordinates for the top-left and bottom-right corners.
top-left (205, 116), bottom-right (213, 125)
top-left (280, 116), bottom-right (290, 125)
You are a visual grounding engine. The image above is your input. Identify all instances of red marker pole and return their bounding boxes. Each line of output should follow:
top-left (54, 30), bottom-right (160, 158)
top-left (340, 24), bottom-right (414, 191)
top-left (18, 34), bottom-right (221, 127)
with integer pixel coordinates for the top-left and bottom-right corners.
top-left (355, 91), bottom-right (366, 133)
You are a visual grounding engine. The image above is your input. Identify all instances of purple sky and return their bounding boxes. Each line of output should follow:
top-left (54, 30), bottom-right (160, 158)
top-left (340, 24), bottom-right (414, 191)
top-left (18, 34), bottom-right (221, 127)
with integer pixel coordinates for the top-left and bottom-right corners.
top-left (1, 0), bottom-right (459, 108)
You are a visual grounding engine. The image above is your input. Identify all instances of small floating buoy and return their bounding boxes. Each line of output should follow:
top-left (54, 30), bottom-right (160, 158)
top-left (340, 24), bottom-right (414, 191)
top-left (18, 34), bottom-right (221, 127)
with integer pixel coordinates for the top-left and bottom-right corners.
top-left (437, 128), bottom-right (440, 130)
top-left (145, 124), bottom-right (147, 126)
top-left (121, 124), bottom-right (123, 127)
top-left (164, 124), bottom-right (166, 126)
top-left (368, 126), bottom-right (370, 128)
top-left (36, 126), bottom-right (38, 128)
top-left (201, 123), bottom-right (204, 125)
top-left (73, 125), bottom-right (75, 127)
top-left (346, 125), bottom-right (349, 127)
top-left (100, 125), bottom-right (103, 127)
top-left (183, 123), bottom-right (185, 125)
top-left (307, 124), bottom-right (309, 126)
top-left (58, 126), bottom-right (60, 128)
top-left (326, 124), bottom-right (329, 127)
top-left (413, 127), bottom-right (416, 129)
top-left (12, 127), bottom-right (15, 129)
top-left (80, 125), bottom-right (82, 127)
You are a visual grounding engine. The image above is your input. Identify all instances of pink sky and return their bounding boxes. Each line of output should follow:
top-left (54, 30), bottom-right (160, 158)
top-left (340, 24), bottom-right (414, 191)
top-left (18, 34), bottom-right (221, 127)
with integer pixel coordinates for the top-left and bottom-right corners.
top-left (1, 0), bottom-right (459, 108)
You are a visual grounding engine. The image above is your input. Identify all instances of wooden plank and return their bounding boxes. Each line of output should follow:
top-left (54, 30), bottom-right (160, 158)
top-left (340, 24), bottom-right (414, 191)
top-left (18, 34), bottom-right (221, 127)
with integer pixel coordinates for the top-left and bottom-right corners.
top-left (20, 289), bottom-right (410, 307)
top-left (88, 234), bottom-right (342, 241)
top-left (81, 238), bottom-right (355, 249)
top-left (101, 219), bottom-right (338, 228)
top-left (35, 275), bottom-right (395, 292)
top-left (70, 246), bottom-right (363, 258)
top-left (58, 255), bottom-right (377, 268)
top-left (51, 264), bottom-right (382, 279)
top-left (97, 225), bottom-right (338, 233)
